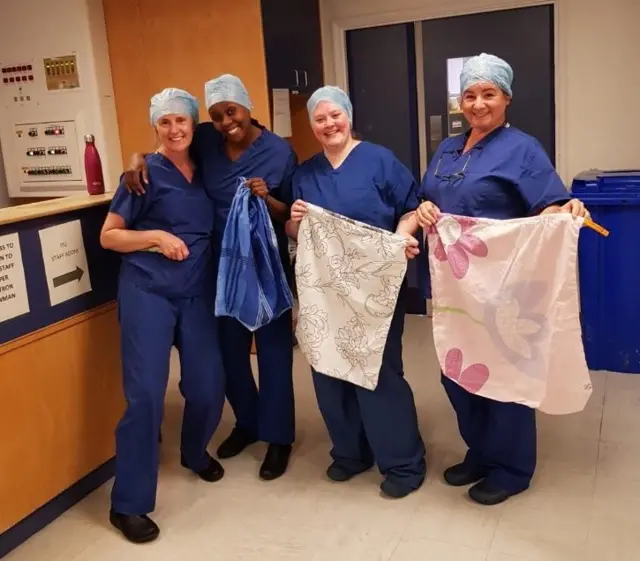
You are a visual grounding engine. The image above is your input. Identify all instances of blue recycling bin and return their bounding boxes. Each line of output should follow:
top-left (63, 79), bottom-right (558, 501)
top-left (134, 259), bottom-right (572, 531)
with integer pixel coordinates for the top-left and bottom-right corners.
top-left (572, 170), bottom-right (640, 373)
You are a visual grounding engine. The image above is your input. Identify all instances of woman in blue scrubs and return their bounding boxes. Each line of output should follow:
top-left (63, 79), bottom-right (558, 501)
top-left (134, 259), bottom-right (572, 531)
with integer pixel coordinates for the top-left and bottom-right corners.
top-left (286, 86), bottom-right (426, 499)
top-left (101, 88), bottom-right (225, 543)
top-left (123, 75), bottom-right (297, 481)
top-left (201, 75), bottom-right (297, 480)
top-left (413, 54), bottom-right (590, 506)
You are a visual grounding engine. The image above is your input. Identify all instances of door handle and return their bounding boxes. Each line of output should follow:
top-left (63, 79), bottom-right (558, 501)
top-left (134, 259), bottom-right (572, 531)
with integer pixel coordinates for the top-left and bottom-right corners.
top-left (429, 115), bottom-right (443, 151)
top-left (302, 70), bottom-right (308, 87)
top-left (293, 70), bottom-right (300, 87)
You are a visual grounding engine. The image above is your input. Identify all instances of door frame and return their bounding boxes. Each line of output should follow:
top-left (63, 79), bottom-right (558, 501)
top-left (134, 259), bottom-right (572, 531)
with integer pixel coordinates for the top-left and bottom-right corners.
top-left (331, 0), bottom-right (568, 182)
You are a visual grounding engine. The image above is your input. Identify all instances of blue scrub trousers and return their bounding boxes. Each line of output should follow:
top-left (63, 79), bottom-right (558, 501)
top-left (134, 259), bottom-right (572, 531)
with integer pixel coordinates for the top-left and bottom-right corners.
top-left (111, 281), bottom-right (225, 515)
top-left (312, 293), bottom-right (426, 490)
top-left (441, 375), bottom-right (537, 493)
top-left (218, 309), bottom-right (295, 446)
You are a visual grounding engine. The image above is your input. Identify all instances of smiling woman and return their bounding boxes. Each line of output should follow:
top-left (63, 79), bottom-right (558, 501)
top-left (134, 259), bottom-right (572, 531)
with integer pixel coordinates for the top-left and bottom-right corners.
top-left (195, 73), bottom-right (299, 483)
top-left (405, 53), bottom-right (591, 508)
top-left (461, 82), bottom-right (511, 135)
top-left (205, 74), bottom-right (263, 161)
top-left (459, 52), bottom-right (513, 138)
top-left (119, 73), bottom-right (299, 483)
top-left (285, 85), bottom-right (427, 500)
top-left (154, 113), bottom-right (193, 152)
top-left (100, 88), bottom-right (226, 544)
top-left (307, 89), bottom-right (353, 150)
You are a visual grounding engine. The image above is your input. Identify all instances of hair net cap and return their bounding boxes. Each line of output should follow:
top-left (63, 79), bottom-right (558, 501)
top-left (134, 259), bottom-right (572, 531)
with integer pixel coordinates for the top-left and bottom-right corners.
top-left (460, 53), bottom-right (514, 97)
top-left (149, 88), bottom-right (199, 125)
top-left (204, 74), bottom-right (253, 111)
top-left (307, 86), bottom-right (353, 124)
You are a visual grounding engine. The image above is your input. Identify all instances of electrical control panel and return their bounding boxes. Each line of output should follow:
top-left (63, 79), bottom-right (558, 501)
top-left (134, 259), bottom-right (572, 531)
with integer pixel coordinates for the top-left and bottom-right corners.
top-left (15, 120), bottom-right (82, 182)
top-left (0, 0), bottom-right (122, 197)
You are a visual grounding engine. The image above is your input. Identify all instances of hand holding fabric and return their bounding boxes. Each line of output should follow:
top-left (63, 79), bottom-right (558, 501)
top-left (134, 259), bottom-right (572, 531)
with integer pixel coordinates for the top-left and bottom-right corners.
top-left (404, 235), bottom-right (420, 260)
top-left (416, 201), bottom-right (441, 228)
top-left (541, 198), bottom-right (590, 219)
top-left (560, 199), bottom-right (590, 219)
top-left (290, 199), bottom-right (308, 222)
top-left (245, 177), bottom-right (269, 199)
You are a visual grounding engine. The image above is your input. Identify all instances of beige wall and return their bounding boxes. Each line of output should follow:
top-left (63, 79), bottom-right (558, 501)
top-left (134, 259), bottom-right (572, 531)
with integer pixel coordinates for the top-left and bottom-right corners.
top-left (319, 0), bottom-right (640, 184)
top-left (0, 146), bottom-right (8, 209)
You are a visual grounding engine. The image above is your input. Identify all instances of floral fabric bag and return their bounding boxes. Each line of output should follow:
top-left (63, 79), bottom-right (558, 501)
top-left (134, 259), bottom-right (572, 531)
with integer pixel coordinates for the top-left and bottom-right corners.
top-left (294, 203), bottom-right (408, 390)
top-left (428, 213), bottom-right (592, 414)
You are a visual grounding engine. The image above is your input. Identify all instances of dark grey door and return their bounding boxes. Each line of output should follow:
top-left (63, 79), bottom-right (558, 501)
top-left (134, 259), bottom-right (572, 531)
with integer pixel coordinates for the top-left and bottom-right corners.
top-left (347, 23), bottom-right (426, 314)
top-left (422, 5), bottom-right (555, 163)
top-left (346, 23), bottom-right (420, 176)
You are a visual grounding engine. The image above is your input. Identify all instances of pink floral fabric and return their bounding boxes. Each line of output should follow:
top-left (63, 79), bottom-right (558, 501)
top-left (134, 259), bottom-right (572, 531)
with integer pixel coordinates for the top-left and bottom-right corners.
top-left (428, 213), bottom-right (592, 414)
top-left (433, 216), bottom-right (488, 279)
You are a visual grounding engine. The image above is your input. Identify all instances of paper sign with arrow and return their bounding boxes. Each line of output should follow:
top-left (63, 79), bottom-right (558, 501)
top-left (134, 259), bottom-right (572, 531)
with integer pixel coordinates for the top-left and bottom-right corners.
top-left (52, 266), bottom-right (84, 288)
top-left (38, 220), bottom-right (92, 306)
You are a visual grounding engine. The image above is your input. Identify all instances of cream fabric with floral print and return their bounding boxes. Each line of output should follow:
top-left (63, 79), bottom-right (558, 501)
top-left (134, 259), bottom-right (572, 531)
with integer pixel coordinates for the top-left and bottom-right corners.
top-left (294, 204), bottom-right (408, 390)
top-left (429, 213), bottom-right (592, 414)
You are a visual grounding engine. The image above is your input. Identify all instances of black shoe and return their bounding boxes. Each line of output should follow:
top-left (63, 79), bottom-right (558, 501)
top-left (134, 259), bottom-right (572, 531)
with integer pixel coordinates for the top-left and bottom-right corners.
top-left (380, 479), bottom-right (417, 499)
top-left (443, 463), bottom-right (486, 487)
top-left (109, 510), bottom-right (159, 544)
top-left (326, 462), bottom-right (372, 482)
top-left (181, 454), bottom-right (225, 482)
top-left (259, 443), bottom-right (292, 481)
top-left (468, 479), bottom-right (514, 506)
top-left (216, 427), bottom-right (258, 459)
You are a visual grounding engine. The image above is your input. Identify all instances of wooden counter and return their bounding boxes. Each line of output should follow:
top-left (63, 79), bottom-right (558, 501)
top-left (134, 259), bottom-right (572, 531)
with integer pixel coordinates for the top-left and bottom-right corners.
top-left (0, 193), bottom-right (114, 227)
top-left (0, 195), bottom-right (123, 558)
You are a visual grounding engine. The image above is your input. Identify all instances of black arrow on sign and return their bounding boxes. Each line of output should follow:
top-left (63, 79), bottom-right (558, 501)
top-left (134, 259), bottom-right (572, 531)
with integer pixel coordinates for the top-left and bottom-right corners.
top-left (53, 266), bottom-right (84, 288)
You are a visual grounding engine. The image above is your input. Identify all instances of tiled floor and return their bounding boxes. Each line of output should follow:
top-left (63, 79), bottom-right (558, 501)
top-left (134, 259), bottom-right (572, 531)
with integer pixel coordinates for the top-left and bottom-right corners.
top-left (6, 315), bottom-right (640, 560)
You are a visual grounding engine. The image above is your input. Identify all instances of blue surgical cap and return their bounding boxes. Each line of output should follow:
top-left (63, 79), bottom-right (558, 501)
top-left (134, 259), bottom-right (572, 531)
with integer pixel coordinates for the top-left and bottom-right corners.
top-left (149, 88), bottom-right (199, 125)
top-left (204, 74), bottom-right (253, 111)
top-left (460, 53), bottom-right (514, 97)
top-left (307, 86), bottom-right (353, 124)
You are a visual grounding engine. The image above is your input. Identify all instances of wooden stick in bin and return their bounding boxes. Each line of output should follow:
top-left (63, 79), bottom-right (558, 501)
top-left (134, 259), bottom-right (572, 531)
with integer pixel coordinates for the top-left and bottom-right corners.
top-left (584, 218), bottom-right (609, 237)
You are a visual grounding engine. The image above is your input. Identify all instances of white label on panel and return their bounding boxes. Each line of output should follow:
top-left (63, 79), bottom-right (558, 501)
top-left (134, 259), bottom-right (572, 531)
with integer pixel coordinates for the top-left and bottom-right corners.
top-left (0, 232), bottom-right (30, 322)
top-left (38, 220), bottom-right (92, 306)
top-left (272, 88), bottom-right (292, 138)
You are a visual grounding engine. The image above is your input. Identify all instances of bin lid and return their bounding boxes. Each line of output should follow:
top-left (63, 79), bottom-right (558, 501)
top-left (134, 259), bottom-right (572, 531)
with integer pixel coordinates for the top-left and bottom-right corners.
top-left (572, 169), bottom-right (640, 193)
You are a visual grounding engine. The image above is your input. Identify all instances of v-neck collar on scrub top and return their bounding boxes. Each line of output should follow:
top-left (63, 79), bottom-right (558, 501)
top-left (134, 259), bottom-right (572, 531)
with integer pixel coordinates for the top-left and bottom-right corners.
top-left (155, 151), bottom-right (195, 185)
top-left (218, 120), bottom-right (268, 167)
top-left (456, 122), bottom-right (511, 156)
top-left (319, 141), bottom-right (366, 174)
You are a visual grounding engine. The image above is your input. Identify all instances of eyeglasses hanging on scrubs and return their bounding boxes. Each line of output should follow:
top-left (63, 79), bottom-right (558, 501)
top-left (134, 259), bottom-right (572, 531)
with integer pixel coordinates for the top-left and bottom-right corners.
top-left (433, 152), bottom-right (472, 182)
top-left (433, 122), bottom-right (510, 182)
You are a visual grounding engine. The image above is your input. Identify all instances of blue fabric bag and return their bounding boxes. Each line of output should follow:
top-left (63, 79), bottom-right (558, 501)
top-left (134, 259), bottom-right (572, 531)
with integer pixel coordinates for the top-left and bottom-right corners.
top-left (215, 178), bottom-right (293, 331)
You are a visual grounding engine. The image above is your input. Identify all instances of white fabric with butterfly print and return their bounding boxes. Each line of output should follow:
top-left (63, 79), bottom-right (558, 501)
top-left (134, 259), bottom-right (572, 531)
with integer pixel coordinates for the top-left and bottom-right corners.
top-left (429, 213), bottom-right (592, 414)
top-left (294, 203), bottom-right (408, 390)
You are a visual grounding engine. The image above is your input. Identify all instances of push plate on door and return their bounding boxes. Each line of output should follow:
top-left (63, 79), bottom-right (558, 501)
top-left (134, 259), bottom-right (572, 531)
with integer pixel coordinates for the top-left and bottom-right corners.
top-left (430, 115), bottom-right (443, 152)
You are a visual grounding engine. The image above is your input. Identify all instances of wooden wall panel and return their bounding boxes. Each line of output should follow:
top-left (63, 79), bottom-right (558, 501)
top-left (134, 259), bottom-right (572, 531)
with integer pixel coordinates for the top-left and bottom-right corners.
top-left (102, 0), bottom-right (270, 165)
top-left (287, 94), bottom-right (320, 163)
top-left (101, 0), bottom-right (152, 168)
top-left (0, 305), bottom-right (124, 533)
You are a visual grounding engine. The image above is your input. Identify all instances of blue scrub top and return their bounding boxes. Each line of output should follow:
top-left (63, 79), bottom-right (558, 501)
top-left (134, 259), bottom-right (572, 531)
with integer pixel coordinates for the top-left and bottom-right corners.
top-left (109, 153), bottom-right (215, 298)
top-left (293, 141), bottom-right (420, 231)
top-left (191, 121), bottom-right (297, 270)
top-left (419, 125), bottom-right (570, 219)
